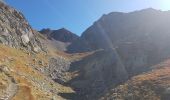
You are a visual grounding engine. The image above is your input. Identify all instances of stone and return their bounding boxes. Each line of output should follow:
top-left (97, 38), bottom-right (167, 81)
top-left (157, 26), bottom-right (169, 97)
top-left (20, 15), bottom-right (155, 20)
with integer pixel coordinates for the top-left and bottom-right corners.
top-left (21, 34), bottom-right (30, 46)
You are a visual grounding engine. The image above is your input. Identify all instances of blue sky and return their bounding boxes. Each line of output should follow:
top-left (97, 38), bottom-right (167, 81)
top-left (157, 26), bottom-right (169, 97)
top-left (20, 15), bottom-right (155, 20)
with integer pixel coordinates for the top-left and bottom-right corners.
top-left (5, 0), bottom-right (170, 35)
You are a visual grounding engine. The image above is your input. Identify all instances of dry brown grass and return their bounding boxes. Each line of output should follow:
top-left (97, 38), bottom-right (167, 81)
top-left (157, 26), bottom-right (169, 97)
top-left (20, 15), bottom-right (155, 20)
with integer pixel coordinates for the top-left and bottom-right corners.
top-left (54, 50), bottom-right (94, 60)
top-left (13, 85), bottom-right (34, 100)
top-left (0, 44), bottom-right (74, 100)
top-left (102, 59), bottom-right (170, 100)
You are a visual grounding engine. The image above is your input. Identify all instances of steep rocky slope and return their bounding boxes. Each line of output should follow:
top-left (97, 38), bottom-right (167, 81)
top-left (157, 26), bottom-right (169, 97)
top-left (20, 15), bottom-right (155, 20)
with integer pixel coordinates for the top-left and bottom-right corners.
top-left (0, 2), bottom-right (75, 100)
top-left (0, 2), bottom-right (45, 53)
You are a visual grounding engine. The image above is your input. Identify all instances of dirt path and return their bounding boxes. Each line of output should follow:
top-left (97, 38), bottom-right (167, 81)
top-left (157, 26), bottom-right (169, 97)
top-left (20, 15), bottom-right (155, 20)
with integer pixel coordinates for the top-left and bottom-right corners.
top-left (6, 79), bottom-right (18, 100)
top-left (0, 69), bottom-right (18, 100)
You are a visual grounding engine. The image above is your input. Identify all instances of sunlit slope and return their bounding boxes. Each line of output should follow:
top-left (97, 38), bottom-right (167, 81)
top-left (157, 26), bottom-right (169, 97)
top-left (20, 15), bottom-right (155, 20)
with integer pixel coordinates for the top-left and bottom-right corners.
top-left (0, 44), bottom-right (74, 100)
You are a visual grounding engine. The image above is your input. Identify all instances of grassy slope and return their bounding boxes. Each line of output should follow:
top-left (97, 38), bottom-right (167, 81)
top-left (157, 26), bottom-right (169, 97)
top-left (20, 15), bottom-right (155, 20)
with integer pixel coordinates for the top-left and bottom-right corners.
top-left (0, 44), bottom-right (74, 100)
top-left (101, 59), bottom-right (170, 100)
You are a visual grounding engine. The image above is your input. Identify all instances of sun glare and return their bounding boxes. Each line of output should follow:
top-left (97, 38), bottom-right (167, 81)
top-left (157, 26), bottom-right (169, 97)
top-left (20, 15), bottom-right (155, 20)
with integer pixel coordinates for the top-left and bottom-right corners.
top-left (159, 0), bottom-right (170, 11)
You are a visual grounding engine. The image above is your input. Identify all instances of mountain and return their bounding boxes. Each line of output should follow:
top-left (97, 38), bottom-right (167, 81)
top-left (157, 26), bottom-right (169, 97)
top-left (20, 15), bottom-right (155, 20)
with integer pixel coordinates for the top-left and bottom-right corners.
top-left (81, 8), bottom-right (170, 75)
top-left (81, 8), bottom-right (170, 50)
top-left (65, 8), bottom-right (170, 99)
top-left (2, 1), bottom-right (170, 99)
top-left (69, 8), bottom-right (170, 78)
top-left (40, 28), bottom-right (79, 51)
top-left (70, 8), bottom-right (170, 52)
top-left (40, 28), bottom-right (79, 43)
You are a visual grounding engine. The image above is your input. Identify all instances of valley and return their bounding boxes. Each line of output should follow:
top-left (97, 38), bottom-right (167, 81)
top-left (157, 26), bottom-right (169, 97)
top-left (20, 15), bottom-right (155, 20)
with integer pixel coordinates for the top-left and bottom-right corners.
top-left (1, 1), bottom-right (170, 100)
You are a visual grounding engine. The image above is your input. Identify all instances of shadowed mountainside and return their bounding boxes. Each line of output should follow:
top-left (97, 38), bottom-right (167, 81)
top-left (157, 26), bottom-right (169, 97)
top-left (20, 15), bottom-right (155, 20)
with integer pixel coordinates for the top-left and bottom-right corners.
top-left (65, 8), bottom-right (170, 99)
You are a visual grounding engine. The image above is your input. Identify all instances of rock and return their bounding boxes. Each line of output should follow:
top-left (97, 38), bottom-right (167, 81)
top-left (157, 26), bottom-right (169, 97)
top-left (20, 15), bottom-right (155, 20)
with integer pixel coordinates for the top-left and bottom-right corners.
top-left (21, 34), bottom-right (30, 46)
top-left (38, 60), bottom-right (44, 66)
top-left (39, 57), bottom-right (71, 84)
top-left (33, 46), bottom-right (40, 53)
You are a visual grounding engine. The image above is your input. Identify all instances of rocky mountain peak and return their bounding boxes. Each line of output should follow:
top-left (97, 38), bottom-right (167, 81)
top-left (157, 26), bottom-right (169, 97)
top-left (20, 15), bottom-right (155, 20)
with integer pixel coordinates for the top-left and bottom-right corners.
top-left (40, 28), bottom-right (79, 43)
top-left (139, 8), bottom-right (159, 12)
top-left (58, 28), bottom-right (73, 34)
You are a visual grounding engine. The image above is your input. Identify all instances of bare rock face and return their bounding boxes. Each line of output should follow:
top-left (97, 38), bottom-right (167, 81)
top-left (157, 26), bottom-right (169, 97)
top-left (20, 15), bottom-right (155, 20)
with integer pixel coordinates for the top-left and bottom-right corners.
top-left (0, 2), bottom-right (43, 52)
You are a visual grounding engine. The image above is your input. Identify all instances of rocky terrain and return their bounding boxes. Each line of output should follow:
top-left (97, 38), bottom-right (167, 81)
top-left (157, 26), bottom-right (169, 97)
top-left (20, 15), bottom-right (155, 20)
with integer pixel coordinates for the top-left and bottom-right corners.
top-left (1, 1), bottom-right (170, 100)
top-left (0, 2), bottom-right (75, 100)
top-left (0, 2), bottom-right (46, 53)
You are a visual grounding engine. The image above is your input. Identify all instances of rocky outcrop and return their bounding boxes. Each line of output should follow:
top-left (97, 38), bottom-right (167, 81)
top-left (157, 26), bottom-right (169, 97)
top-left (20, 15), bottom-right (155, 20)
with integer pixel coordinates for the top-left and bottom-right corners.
top-left (0, 2), bottom-right (44, 52)
top-left (44, 57), bottom-right (71, 84)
